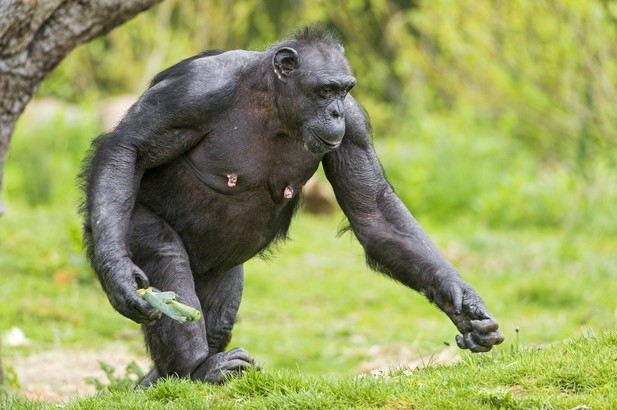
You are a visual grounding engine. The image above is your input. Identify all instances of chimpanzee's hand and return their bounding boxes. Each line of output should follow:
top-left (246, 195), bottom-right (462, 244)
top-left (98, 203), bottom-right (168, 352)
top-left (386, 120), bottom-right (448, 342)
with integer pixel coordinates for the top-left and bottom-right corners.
top-left (103, 259), bottom-right (162, 324)
top-left (428, 278), bottom-right (504, 352)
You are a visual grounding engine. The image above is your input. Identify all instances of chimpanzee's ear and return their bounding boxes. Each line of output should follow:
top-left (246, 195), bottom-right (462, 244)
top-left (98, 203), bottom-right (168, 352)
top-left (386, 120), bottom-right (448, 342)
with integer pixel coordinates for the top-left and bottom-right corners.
top-left (273, 47), bottom-right (299, 83)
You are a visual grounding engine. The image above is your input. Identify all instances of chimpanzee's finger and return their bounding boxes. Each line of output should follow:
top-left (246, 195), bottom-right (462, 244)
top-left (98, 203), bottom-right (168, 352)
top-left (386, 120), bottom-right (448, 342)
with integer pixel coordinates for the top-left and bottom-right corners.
top-left (455, 334), bottom-right (468, 349)
top-left (132, 268), bottom-right (150, 289)
top-left (463, 332), bottom-right (492, 353)
top-left (125, 293), bottom-right (161, 323)
top-left (470, 318), bottom-right (499, 333)
top-left (472, 330), bottom-right (504, 347)
top-left (450, 285), bottom-right (464, 316)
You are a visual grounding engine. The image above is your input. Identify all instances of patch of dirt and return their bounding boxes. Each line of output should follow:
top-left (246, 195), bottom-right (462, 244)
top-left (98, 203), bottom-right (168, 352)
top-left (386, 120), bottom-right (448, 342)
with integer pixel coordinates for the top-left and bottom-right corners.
top-left (7, 343), bottom-right (150, 402)
top-left (358, 343), bottom-right (461, 373)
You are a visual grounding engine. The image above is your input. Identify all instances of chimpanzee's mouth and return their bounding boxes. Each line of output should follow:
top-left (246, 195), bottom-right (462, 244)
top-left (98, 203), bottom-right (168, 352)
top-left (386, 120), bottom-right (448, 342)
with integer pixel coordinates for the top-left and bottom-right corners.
top-left (310, 129), bottom-right (341, 150)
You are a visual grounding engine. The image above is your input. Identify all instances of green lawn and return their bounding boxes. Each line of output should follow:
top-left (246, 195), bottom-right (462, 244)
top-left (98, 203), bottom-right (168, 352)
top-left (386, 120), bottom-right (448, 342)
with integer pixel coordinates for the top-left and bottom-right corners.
top-left (3, 331), bottom-right (616, 409)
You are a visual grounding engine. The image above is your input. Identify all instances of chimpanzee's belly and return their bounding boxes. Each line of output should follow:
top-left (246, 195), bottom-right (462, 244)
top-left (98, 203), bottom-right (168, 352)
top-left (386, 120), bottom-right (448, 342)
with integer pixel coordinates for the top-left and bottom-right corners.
top-left (138, 159), bottom-right (309, 276)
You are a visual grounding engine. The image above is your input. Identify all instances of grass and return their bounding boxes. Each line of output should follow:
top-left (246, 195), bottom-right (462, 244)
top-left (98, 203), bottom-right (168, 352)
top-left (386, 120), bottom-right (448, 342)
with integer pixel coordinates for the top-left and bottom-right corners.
top-left (2, 331), bottom-right (616, 409)
top-left (1, 101), bottom-right (616, 406)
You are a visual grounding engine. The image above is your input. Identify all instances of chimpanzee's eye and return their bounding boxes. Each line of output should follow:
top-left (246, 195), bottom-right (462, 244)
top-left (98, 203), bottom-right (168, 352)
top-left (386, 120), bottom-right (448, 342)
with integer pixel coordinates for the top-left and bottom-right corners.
top-left (320, 87), bottom-right (333, 99)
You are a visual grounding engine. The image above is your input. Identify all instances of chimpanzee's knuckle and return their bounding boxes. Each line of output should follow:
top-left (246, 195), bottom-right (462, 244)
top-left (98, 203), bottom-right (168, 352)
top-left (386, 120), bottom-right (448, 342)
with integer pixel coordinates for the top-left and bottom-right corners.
top-left (471, 318), bottom-right (499, 333)
top-left (463, 332), bottom-right (489, 352)
top-left (454, 317), bottom-right (473, 334)
top-left (473, 331), bottom-right (500, 347)
top-left (494, 330), bottom-right (505, 345)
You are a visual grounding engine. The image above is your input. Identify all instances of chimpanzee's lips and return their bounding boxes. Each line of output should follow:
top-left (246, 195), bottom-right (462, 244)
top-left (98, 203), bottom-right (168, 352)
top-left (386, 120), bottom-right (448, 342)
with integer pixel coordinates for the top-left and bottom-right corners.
top-left (311, 129), bottom-right (341, 150)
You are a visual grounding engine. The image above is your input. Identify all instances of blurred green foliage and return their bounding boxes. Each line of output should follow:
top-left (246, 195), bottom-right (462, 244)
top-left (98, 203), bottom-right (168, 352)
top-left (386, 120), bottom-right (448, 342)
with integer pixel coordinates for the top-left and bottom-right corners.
top-left (40, 0), bottom-right (617, 168)
top-left (33, 0), bottom-right (617, 232)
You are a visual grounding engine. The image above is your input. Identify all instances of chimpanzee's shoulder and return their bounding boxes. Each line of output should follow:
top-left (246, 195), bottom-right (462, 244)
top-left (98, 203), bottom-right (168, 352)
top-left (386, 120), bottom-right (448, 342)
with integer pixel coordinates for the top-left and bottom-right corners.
top-left (149, 50), bottom-right (261, 89)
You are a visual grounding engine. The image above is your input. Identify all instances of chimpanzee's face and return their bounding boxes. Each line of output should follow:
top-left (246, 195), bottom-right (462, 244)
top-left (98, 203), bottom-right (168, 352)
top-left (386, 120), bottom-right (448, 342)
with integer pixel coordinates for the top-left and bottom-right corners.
top-left (272, 44), bottom-right (356, 154)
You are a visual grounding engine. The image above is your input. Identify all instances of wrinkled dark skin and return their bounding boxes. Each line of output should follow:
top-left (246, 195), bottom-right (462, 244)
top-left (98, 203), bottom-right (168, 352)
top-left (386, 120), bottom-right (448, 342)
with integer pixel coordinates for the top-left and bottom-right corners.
top-left (81, 28), bottom-right (503, 386)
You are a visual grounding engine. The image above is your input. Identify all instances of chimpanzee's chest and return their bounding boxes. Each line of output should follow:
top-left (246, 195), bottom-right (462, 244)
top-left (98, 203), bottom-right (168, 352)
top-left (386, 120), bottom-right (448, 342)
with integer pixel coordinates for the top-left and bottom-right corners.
top-left (182, 113), bottom-right (322, 205)
top-left (139, 112), bottom-right (324, 273)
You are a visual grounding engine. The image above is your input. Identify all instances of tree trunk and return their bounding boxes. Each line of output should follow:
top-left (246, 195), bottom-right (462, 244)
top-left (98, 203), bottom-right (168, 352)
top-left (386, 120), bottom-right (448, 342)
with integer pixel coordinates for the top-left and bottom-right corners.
top-left (0, 0), bottom-right (165, 386)
top-left (0, 0), bottom-right (165, 216)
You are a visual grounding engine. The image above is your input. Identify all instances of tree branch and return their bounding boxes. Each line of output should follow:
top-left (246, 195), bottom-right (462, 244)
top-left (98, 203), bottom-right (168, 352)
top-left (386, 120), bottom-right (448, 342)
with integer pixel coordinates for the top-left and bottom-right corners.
top-left (0, 0), bottom-right (165, 216)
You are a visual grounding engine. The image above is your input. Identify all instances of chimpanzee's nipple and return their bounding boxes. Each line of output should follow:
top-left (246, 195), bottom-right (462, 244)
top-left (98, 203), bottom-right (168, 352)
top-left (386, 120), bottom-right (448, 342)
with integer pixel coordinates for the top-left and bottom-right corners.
top-left (283, 185), bottom-right (294, 199)
top-left (227, 173), bottom-right (238, 188)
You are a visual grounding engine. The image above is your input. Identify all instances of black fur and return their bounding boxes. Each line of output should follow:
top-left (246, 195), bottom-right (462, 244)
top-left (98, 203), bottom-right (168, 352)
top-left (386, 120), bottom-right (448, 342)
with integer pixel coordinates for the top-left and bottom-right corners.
top-left (80, 27), bottom-right (503, 386)
top-left (149, 50), bottom-right (226, 88)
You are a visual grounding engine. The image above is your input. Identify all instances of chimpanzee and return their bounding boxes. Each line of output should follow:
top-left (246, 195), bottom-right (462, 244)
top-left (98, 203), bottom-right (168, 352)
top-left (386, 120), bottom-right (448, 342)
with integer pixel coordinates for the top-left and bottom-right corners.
top-left (81, 27), bottom-right (503, 386)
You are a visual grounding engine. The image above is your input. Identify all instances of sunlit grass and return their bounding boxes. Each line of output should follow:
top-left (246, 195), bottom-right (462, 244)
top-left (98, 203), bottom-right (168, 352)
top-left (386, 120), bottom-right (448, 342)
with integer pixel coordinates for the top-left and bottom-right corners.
top-left (4, 331), bottom-right (616, 409)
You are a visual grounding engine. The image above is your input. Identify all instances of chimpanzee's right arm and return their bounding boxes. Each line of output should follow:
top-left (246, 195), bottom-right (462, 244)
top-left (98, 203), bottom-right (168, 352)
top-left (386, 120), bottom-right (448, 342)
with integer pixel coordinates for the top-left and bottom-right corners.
top-left (84, 57), bottom-right (237, 323)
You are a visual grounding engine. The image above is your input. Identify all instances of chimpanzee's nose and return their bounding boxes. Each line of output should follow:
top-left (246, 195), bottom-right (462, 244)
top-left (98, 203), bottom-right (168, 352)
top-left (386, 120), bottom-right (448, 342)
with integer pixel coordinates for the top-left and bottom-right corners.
top-left (330, 100), bottom-right (344, 120)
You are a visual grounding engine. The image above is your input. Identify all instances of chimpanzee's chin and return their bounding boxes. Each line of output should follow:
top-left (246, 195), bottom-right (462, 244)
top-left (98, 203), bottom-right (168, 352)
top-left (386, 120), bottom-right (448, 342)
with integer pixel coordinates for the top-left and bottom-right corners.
top-left (303, 129), bottom-right (341, 154)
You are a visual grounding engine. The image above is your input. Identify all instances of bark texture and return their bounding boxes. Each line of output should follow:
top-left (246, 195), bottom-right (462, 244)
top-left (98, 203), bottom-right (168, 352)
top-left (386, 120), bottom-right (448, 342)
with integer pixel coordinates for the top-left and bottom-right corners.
top-left (0, 0), bottom-right (165, 386)
top-left (0, 0), bottom-right (164, 216)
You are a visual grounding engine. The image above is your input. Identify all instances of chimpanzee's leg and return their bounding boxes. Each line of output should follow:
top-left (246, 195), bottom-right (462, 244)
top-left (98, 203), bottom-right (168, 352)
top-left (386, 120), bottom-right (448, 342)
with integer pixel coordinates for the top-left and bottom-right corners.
top-left (188, 265), bottom-right (258, 384)
top-left (138, 264), bottom-right (256, 386)
top-left (197, 265), bottom-right (244, 354)
top-left (128, 205), bottom-right (207, 386)
top-left (130, 206), bottom-right (256, 386)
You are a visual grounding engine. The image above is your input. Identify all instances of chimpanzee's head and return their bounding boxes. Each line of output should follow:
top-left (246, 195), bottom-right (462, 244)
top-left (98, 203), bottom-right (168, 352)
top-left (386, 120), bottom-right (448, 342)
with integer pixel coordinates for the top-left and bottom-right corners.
top-left (271, 28), bottom-right (356, 154)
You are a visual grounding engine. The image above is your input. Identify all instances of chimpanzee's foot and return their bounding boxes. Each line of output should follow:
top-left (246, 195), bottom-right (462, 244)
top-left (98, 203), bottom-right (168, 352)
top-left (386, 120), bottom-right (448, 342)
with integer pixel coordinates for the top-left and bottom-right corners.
top-left (137, 347), bottom-right (258, 387)
top-left (192, 347), bottom-right (259, 384)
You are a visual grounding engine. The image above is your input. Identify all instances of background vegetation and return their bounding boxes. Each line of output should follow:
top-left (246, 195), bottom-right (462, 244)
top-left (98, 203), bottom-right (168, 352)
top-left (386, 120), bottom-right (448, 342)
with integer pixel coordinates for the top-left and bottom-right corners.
top-left (1, 0), bottom-right (616, 406)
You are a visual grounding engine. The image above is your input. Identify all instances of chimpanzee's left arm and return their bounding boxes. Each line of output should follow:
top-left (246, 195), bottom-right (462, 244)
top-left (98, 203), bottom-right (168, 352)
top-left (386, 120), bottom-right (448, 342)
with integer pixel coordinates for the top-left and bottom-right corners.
top-left (322, 96), bottom-right (504, 352)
